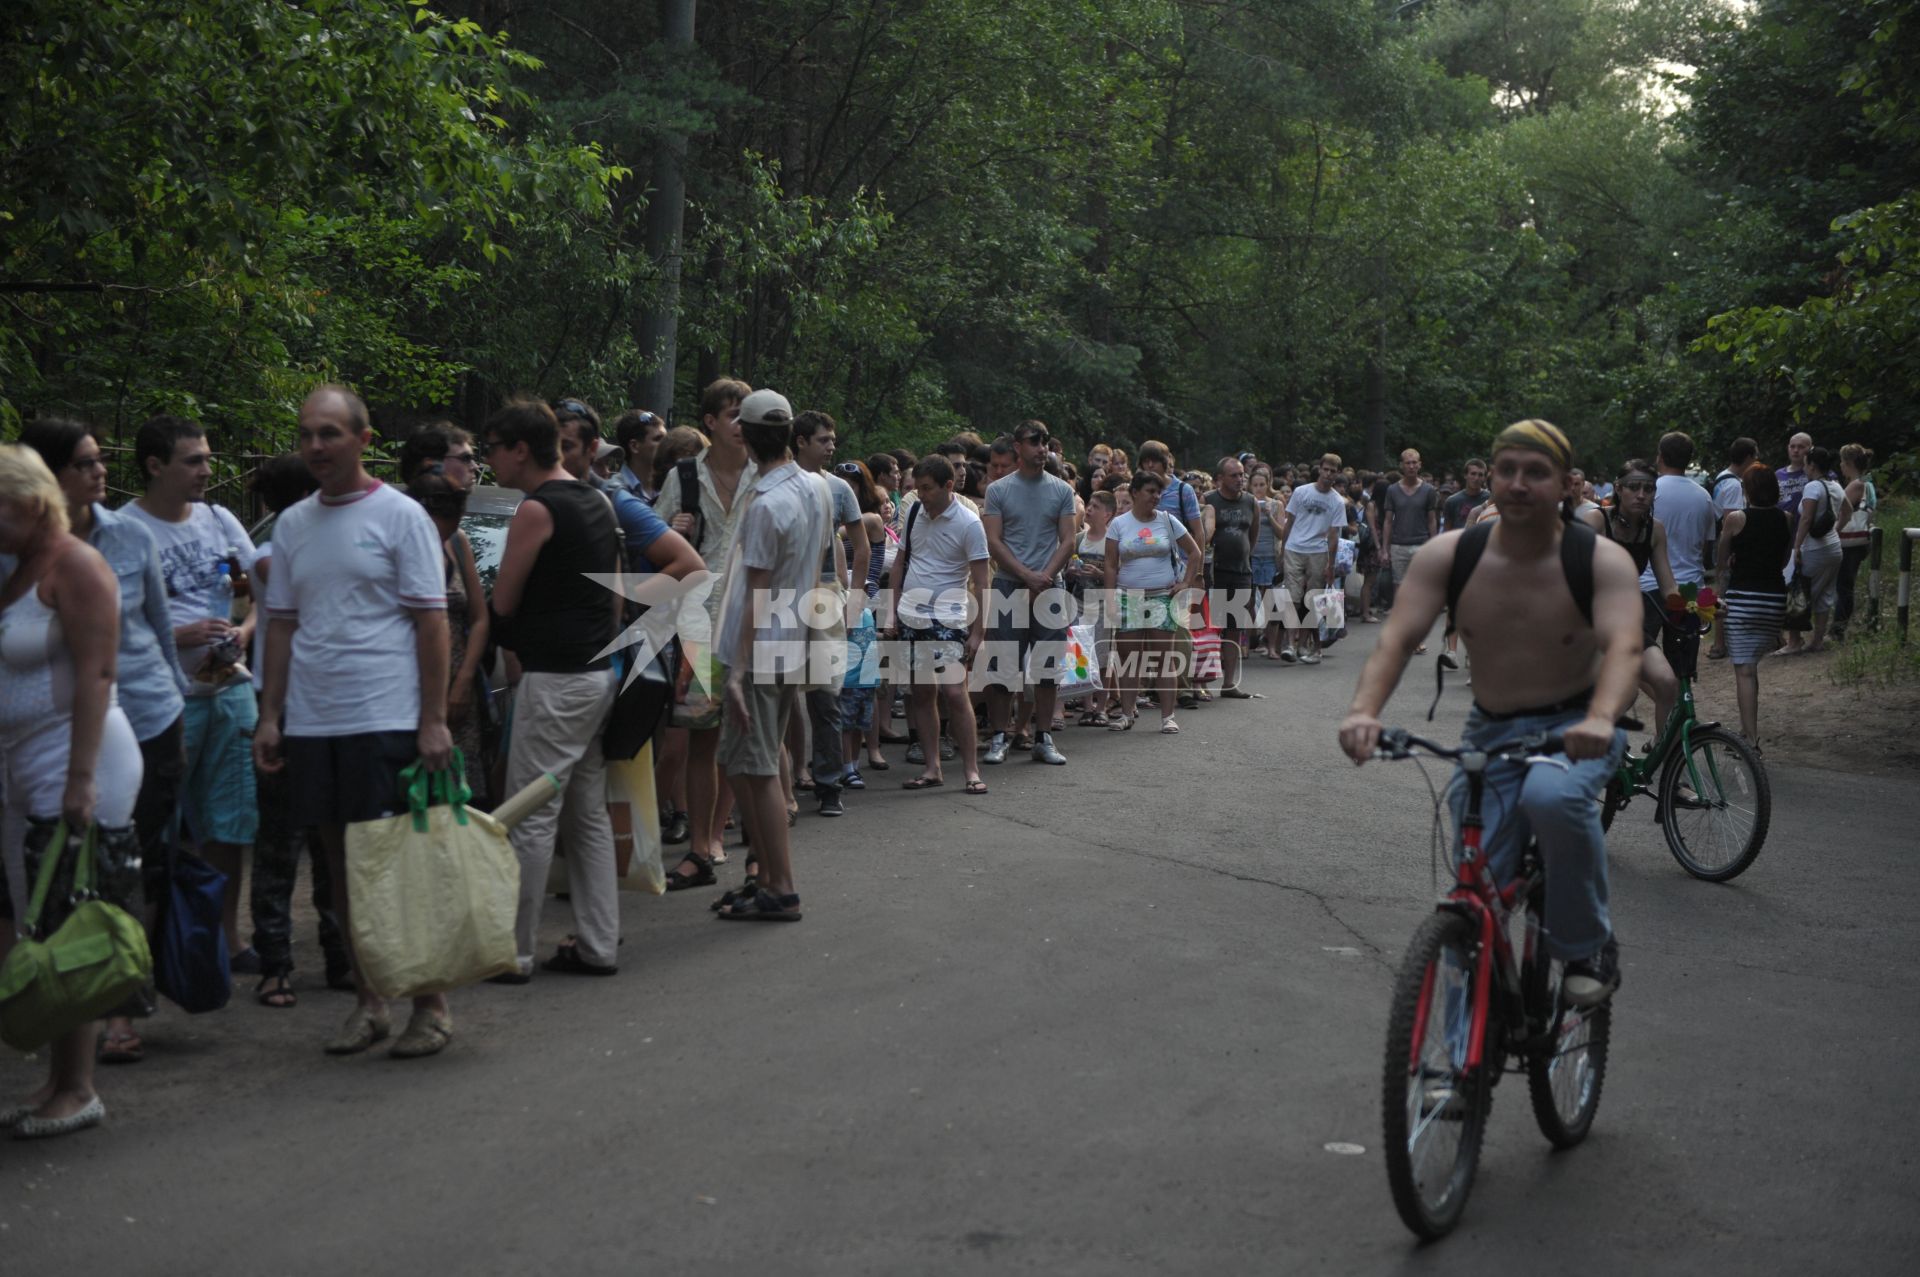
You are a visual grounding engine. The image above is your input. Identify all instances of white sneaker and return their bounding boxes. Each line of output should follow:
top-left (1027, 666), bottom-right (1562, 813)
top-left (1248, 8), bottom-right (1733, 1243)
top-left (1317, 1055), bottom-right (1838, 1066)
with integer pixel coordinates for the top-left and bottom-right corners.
top-left (1298, 650), bottom-right (1321, 665)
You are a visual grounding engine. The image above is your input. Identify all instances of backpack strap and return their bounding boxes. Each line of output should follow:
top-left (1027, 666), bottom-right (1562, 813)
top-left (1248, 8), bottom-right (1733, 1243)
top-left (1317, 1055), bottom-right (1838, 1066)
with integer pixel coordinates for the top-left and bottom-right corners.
top-left (676, 458), bottom-right (704, 551)
top-left (901, 501), bottom-right (921, 567)
top-left (1560, 518), bottom-right (1596, 627)
top-left (1443, 522), bottom-right (1493, 639)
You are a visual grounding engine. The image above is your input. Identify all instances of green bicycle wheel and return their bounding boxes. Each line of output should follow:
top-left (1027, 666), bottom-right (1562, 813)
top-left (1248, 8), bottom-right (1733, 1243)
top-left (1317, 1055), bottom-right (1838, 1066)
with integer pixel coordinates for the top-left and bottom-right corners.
top-left (1659, 726), bottom-right (1770, 881)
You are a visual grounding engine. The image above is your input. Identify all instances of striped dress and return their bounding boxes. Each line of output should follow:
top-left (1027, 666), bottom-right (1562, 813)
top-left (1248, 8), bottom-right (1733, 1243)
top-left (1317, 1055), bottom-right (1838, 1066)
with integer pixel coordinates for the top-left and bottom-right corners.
top-left (1723, 508), bottom-right (1792, 663)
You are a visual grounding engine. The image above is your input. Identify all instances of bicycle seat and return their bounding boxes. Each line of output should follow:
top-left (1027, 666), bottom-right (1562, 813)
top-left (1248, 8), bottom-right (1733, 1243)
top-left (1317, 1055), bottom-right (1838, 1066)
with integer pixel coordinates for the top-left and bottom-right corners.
top-left (1617, 715), bottom-right (1644, 732)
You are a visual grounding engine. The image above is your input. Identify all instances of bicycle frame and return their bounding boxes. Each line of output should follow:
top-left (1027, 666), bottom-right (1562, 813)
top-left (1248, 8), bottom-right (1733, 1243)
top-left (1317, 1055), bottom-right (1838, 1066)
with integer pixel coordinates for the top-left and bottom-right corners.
top-left (1409, 759), bottom-right (1544, 1075)
top-left (1613, 613), bottom-right (1727, 804)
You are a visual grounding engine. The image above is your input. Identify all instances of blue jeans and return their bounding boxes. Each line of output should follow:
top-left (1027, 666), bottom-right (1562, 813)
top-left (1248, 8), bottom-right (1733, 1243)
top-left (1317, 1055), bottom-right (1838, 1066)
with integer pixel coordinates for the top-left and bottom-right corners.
top-left (1445, 706), bottom-right (1625, 963)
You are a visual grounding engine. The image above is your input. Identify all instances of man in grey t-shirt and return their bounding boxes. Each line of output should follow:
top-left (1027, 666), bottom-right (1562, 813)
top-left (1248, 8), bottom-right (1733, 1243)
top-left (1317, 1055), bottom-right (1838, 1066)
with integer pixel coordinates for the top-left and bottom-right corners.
top-left (981, 421), bottom-right (1078, 766)
top-left (789, 410), bottom-right (868, 816)
top-left (1381, 447), bottom-right (1438, 650)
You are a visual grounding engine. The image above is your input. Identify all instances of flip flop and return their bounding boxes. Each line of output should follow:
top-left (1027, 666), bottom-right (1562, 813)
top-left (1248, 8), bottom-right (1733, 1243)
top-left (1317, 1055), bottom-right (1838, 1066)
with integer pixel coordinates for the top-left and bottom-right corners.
top-left (97, 1030), bottom-right (144, 1064)
top-left (964, 779), bottom-right (988, 795)
top-left (902, 775), bottom-right (944, 790)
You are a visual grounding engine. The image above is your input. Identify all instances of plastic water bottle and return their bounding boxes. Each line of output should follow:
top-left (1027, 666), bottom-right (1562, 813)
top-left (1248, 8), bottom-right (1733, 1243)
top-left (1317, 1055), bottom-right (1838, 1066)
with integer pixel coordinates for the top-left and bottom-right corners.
top-left (208, 560), bottom-right (234, 622)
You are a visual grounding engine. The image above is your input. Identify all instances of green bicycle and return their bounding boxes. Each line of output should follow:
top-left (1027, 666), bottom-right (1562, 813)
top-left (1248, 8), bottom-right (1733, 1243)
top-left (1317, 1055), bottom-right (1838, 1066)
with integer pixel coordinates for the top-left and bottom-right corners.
top-left (1600, 613), bottom-right (1770, 881)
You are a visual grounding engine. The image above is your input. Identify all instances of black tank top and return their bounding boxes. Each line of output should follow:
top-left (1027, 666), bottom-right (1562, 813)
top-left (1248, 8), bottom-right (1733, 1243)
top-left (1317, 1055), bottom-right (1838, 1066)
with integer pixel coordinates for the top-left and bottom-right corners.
top-left (1728, 508), bottom-right (1792, 594)
top-left (1602, 512), bottom-right (1654, 575)
top-left (509, 480), bottom-right (619, 672)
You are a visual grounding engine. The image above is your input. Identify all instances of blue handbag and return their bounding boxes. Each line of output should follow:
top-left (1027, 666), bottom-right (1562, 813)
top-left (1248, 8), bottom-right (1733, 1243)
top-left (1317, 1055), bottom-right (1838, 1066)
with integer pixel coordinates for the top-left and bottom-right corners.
top-left (154, 843), bottom-right (232, 1013)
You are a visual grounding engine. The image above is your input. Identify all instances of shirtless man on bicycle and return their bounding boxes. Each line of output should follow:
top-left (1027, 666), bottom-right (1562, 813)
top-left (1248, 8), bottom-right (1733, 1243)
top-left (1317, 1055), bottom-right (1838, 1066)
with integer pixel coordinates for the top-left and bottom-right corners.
top-left (1338, 419), bottom-right (1645, 1006)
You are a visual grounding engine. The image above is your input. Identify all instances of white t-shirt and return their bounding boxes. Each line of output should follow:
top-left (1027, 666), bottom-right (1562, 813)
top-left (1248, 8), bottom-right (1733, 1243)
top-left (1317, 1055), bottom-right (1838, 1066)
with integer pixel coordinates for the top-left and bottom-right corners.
top-left (263, 482), bottom-right (447, 736)
top-left (716, 464), bottom-right (831, 671)
top-left (1106, 510), bottom-right (1187, 590)
top-left (1644, 472), bottom-right (1715, 589)
top-left (1801, 478), bottom-right (1846, 551)
top-left (1283, 484), bottom-right (1346, 555)
top-left (897, 498), bottom-right (988, 627)
top-left (1710, 470), bottom-right (1746, 519)
top-left (121, 500), bottom-right (258, 694)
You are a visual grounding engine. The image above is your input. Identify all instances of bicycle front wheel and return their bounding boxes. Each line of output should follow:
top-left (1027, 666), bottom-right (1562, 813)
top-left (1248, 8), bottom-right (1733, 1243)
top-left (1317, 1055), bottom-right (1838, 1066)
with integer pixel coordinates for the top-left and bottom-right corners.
top-left (1659, 726), bottom-right (1770, 881)
top-left (1382, 911), bottom-right (1490, 1240)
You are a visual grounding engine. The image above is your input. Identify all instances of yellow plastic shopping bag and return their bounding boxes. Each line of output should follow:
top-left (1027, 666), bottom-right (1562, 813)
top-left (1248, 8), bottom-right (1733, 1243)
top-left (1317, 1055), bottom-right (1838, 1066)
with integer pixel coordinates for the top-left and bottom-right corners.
top-left (543, 743), bottom-right (665, 896)
top-left (346, 754), bottom-right (519, 998)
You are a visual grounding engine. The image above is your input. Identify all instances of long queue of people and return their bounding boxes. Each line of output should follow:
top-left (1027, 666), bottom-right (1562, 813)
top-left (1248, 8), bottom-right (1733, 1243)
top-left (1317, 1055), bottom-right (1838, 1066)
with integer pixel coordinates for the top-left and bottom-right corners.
top-left (0, 378), bottom-right (1880, 1140)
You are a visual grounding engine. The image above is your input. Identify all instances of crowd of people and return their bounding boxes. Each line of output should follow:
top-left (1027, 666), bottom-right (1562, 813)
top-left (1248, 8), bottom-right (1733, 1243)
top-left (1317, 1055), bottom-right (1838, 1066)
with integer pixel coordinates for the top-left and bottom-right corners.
top-left (0, 376), bottom-right (1882, 1136)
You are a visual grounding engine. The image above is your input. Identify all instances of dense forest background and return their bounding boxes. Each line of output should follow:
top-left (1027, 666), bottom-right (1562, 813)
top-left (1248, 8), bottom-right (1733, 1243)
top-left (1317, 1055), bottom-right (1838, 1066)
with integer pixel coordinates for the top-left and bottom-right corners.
top-left (3, 0), bottom-right (1915, 475)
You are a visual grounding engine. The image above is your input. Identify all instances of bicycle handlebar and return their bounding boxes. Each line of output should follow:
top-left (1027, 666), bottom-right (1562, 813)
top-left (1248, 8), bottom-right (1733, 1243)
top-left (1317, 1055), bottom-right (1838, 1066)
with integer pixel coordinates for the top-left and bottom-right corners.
top-left (1372, 727), bottom-right (1568, 763)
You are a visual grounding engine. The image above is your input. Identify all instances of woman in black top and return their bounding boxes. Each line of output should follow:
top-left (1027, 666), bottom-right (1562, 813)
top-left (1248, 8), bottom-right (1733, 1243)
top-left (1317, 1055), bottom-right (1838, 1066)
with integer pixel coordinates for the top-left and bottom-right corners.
top-left (1581, 458), bottom-right (1680, 724)
top-left (1715, 463), bottom-right (1793, 747)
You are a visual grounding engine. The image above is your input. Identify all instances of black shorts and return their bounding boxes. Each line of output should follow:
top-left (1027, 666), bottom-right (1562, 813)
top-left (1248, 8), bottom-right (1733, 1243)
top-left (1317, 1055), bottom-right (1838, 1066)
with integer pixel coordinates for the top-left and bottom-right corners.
top-left (985, 579), bottom-right (1069, 687)
top-left (285, 731), bottom-right (418, 829)
top-left (1639, 591), bottom-right (1665, 651)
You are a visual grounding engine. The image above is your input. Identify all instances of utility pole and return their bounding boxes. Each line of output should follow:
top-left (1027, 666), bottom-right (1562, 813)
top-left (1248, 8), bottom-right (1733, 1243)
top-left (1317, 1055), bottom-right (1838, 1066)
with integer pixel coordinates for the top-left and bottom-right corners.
top-left (633, 0), bottom-right (696, 419)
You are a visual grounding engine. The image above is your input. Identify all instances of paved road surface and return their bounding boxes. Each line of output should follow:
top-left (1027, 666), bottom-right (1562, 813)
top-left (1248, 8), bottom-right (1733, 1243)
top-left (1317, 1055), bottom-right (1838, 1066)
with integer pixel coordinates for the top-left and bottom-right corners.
top-left (5, 621), bottom-right (1917, 1274)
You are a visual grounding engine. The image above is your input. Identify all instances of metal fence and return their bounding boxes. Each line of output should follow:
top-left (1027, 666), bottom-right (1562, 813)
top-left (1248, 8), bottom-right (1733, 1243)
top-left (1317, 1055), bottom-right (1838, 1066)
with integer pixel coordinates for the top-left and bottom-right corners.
top-left (92, 443), bottom-right (401, 525)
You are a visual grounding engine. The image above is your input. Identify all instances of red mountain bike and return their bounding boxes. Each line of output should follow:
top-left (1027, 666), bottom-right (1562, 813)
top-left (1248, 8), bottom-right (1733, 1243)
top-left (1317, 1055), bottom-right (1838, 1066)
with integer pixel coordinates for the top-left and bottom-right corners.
top-left (1374, 727), bottom-right (1612, 1240)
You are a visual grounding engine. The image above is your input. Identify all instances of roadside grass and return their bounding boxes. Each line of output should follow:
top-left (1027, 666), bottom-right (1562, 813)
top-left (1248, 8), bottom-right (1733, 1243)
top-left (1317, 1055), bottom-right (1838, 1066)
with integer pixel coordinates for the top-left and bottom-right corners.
top-left (1832, 495), bottom-right (1920, 687)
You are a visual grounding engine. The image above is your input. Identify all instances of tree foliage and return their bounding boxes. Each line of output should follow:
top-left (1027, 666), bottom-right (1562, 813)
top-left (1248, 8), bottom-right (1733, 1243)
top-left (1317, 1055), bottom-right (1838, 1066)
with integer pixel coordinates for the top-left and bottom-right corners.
top-left (3, 0), bottom-right (1913, 475)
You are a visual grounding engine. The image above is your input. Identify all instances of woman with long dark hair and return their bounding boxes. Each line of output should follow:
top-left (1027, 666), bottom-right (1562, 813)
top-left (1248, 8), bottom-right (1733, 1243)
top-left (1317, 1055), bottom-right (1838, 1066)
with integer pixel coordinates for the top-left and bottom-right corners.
top-left (1717, 464), bottom-right (1794, 746)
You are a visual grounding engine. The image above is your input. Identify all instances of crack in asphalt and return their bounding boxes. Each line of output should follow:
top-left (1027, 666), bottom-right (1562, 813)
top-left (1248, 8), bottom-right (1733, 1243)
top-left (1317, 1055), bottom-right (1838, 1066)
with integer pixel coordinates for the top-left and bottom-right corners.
top-left (957, 796), bottom-right (1397, 973)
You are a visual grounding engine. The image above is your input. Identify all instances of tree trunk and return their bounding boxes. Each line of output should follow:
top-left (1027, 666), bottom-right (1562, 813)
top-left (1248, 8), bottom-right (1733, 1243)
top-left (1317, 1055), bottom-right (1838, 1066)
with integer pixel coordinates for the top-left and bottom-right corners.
top-left (632, 0), bottom-right (697, 418)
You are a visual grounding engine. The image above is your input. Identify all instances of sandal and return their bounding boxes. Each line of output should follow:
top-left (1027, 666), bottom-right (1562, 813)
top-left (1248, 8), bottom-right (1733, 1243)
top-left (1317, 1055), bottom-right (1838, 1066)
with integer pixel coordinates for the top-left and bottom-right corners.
top-left (964, 779), bottom-right (989, 796)
top-left (256, 975), bottom-right (297, 1010)
top-left (709, 859), bottom-right (762, 912)
top-left (542, 942), bottom-right (617, 976)
top-left (715, 888), bottom-right (803, 922)
top-left (665, 851), bottom-right (717, 891)
top-left (97, 1029), bottom-right (144, 1064)
top-left (902, 775), bottom-right (944, 790)
top-left (1109, 714), bottom-right (1133, 731)
top-left (1160, 716), bottom-right (1181, 734)
top-left (389, 1009), bottom-right (454, 1059)
top-left (866, 755), bottom-right (891, 770)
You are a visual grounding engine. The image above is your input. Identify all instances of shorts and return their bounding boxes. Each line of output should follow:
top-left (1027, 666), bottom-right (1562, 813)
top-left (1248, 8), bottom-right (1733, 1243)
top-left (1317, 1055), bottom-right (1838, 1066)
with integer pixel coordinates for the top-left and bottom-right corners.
top-left (985, 579), bottom-right (1069, 688)
top-left (900, 621), bottom-right (970, 678)
top-left (181, 683), bottom-right (259, 844)
top-left (1283, 549), bottom-right (1329, 619)
top-left (1251, 556), bottom-right (1278, 589)
top-left (1115, 589), bottom-right (1180, 633)
top-left (1389, 542), bottom-right (1423, 584)
top-left (839, 685), bottom-right (876, 732)
top-left (1210, 573), bottom-right (1258, 639)
top-left (1639, 591), bottom-right (1665, 651)
top-left (285, 730), bottom-right (418, 829)
top-left (718, 680), bottom-right (798, 778)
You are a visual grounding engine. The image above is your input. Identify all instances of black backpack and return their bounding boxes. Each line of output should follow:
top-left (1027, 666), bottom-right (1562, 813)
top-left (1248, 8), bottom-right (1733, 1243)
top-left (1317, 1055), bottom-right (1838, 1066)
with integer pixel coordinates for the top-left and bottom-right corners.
top-left (1806, 481), bottom-right (1837, 539)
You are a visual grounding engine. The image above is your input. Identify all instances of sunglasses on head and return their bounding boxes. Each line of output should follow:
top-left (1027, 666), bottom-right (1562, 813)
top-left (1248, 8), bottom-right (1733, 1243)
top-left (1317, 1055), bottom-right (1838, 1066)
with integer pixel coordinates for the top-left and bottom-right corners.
top-left (551, 399), bottom-right (592, 420)
top-left (834, 461), bottom-right (863, 476)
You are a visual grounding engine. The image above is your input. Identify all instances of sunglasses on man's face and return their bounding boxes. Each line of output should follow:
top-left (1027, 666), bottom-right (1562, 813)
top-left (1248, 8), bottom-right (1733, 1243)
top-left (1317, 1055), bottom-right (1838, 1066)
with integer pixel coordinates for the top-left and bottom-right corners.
top-left (1617, 479), bottom-right (1655, 493)
top-left (1017, 433), bottom-right (1049, 447)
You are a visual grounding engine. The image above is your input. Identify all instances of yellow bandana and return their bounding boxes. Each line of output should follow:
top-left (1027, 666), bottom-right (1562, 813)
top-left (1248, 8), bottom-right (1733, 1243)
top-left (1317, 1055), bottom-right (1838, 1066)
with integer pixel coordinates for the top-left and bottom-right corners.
top-left (1492, 418), bottom-right (1573, 472)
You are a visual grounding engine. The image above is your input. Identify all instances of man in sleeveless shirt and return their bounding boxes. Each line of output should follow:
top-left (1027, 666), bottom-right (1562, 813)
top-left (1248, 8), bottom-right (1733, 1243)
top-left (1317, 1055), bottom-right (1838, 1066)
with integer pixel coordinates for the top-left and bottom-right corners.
top-left (1339, 419), bottom-right (1644, 1007)
top-left (485, 401), bottom-right (623, 980)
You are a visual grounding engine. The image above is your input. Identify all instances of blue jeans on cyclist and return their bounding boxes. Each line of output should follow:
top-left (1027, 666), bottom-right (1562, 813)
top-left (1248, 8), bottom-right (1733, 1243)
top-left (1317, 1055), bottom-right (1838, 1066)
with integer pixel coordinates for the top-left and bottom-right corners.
top-left (1445, 703), bottom-right (1626, 964)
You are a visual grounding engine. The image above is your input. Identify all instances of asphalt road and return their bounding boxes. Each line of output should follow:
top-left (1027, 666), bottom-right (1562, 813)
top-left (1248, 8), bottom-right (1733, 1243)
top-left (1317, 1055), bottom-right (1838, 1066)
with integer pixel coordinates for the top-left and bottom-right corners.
top-left (5, 621), bottom-right (1917, 1274)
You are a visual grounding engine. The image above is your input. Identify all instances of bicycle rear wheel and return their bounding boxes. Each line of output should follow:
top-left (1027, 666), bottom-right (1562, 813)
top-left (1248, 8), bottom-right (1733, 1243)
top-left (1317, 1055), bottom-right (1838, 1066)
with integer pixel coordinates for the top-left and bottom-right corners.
top-left (1382, 911), bottom-right (1490, 1240)
top-left (1660, 726), bottom-right (1770, 881)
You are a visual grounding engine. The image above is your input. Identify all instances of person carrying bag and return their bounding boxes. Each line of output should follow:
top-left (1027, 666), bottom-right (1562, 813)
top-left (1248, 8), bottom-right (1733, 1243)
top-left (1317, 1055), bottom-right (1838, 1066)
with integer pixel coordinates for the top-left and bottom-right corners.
top-left (0, 822), bottom-right (152, 1053)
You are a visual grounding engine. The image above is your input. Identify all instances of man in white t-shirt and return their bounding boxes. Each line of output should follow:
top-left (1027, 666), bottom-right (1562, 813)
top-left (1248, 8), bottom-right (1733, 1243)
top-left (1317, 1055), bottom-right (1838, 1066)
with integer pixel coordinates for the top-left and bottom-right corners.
top-left (1276, 453), bottom-right (1355, 666)
top-left (254, 384), bottom-right (455, 1060)
top-left (123, 415), bottom-right (260, 961)
top-left (884, 455), bottom-right (989, 794)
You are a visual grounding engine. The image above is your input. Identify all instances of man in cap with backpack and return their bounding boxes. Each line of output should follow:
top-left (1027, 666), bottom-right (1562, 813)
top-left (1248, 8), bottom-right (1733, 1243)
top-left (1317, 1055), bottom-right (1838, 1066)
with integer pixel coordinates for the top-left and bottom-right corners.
top-left (1338, 418), bottom-right (1645, 1008)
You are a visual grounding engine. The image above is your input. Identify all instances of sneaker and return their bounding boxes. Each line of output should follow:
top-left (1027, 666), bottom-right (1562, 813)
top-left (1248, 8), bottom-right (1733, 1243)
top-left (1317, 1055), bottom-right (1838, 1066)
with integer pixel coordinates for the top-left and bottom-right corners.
top-left (905, 741), bottom-right (925, 765)
top-left (1439, 652), bottom-right (1459, 671)
top-left (842, 768), bottom-right (866, 790)
top-left (939, 738), bottom-right (956, 761)
top-left (1562, 940), bottom-right (1621, 1008)
top-left (1278, 649), bottom-right (1297, 664)
top-left (983, 733), bottom-right (1010, 765)
top-left (661, 809), bottom-right (690, 845)
top-left (229, 946), bottom-right (263, 975)
top-left (818, 792), bottom-right (846, 818)
top-left (1297, 650), bottom-right (1321, 665)
top-left (1031, 733), bottom-right (1066, 765)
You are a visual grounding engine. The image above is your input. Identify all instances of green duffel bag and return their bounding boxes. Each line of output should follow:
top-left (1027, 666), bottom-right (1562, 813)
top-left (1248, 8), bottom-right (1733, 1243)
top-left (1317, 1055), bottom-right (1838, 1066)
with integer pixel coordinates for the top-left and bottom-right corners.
top-left (0, 821), bottom-right (153, 1053)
